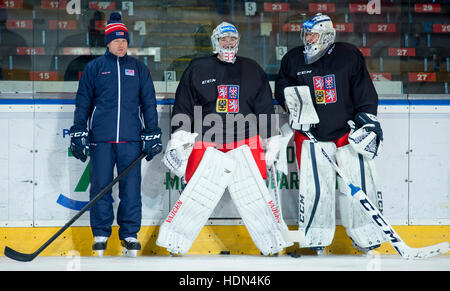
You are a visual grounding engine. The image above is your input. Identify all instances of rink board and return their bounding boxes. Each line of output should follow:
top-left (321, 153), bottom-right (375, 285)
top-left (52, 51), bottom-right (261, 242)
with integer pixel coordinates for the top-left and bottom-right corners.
top-left (0, 100), bottom-right (449, 257)
top-left (0, 100), bottom-right (449, 228)
top-left (0, 225), bottom-right (449, 257)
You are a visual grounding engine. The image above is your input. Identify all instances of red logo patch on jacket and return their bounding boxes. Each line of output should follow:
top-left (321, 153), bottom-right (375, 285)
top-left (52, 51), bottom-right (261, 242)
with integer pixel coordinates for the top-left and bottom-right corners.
top-left (313, 74), bottom-right (337, 104)
top-left (216, 85), bottom-right (239, 113)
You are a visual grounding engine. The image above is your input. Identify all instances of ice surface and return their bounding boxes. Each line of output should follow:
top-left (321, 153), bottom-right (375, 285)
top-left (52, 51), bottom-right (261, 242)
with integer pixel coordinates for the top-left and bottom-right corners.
top-left (0, 254), bottom-right (449, 271)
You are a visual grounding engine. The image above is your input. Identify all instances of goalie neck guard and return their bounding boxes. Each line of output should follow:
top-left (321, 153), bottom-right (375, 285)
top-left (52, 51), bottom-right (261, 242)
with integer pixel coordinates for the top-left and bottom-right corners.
top-left (301, 13), bottom-right (336, 64)
top-left (211, 22), bottom-right (240, 63)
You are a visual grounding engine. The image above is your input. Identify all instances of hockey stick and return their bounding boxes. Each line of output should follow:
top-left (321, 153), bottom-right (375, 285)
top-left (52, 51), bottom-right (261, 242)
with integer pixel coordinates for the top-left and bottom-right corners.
top-left (270, 163), bottom-right (305, 243)
top-left (303, 131), bottom-right (449, 259)
top-left (4, 152), bottom-right (146, 262)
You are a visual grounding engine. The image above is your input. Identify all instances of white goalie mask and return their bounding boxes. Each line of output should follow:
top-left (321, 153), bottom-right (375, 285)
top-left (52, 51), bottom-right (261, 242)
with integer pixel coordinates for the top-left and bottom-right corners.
top-left (301, 13), bottom-right (336, 64)
top-left (211, 22), bottom-right (240, 63)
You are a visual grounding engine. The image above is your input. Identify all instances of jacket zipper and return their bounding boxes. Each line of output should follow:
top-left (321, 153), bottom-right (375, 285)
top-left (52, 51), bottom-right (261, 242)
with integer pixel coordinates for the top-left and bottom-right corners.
top-left (138, 106), bottom-right (144, 129)
top-left (116, 56), bottom-right (121, 142)
top-left (89, 106), bottom-right (97, 130)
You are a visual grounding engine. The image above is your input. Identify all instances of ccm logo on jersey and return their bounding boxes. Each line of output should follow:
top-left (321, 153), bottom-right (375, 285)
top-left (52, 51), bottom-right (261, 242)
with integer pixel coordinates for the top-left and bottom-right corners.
top-left (297, 70), bottom-right (312, 75)
top-left (202, 78), bottom-right (216, 85)
top-left (313, 74), bottom-right (337, 104)
top-left (216, 85), bottom-right (240, 113)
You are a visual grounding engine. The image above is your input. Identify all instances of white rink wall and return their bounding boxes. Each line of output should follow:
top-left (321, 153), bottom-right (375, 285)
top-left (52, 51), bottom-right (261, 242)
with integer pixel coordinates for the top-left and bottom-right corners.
top-left (0, 88), bottom-right (449, 228)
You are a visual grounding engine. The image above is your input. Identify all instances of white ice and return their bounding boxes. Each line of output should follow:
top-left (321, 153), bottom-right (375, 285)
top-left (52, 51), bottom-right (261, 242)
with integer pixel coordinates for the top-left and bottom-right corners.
top-left (0, 254), bottom-right (449, 271)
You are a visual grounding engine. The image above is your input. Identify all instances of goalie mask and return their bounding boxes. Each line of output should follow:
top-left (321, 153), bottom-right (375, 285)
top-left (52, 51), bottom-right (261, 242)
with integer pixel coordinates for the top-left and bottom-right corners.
top-left (211, 22), bottom-right (240, 63)
top-left (301, 13), bottom-right (336, 64)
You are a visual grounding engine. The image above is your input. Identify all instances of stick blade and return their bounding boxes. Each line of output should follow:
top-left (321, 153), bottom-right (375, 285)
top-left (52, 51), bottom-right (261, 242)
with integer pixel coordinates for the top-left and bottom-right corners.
top-left (4, 246), bottom-right (37, 262)
top-left (408, 242), bottom-right (450, 260)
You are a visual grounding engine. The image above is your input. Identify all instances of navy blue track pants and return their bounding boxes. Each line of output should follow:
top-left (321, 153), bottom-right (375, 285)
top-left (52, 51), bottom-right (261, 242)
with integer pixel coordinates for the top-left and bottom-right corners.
top-left (89, 142), bottom-right (142, 240)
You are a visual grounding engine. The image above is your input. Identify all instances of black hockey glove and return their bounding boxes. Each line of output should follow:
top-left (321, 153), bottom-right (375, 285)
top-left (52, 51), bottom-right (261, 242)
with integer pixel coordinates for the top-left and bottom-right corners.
top-left (141, 127), bottom-right (163, 161)
top-left (69, 125), bottom-right (89, 162)
top-left (348, 112), bottom-right (383, 159)
top-left (354, 112), bottom-right (383, 144)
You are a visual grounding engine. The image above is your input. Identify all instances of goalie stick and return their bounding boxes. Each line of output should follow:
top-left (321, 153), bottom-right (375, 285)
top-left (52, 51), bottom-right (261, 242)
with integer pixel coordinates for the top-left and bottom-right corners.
top-left (4, 152), bottom-right (146, 262)
top-left (270, 163), bottom-right (305, 243)
top-left (303, 130), bottom-right (449, 259)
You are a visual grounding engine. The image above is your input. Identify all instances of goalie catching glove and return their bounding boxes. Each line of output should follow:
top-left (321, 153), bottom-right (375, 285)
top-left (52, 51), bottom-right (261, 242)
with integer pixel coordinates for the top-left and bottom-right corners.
top-left (141, 127), bottom-right (163, 161)
top-left (348, 112), bottom-right (383, 159)
top-left (162, 130), bottom-right (198, 177)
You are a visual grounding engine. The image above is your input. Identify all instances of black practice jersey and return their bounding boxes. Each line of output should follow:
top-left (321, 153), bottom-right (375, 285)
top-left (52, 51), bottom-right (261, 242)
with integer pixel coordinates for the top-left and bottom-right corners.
top-left (275, 42), bottom-right (378, 142)
top-left (172, 55), bottom-right (275, 144)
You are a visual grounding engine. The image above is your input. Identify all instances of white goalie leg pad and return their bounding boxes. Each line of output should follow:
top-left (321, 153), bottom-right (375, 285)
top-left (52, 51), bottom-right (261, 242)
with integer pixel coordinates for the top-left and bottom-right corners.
top-left (298, 140), bottom-right (337, 248)
top-left (335, 145), bottom-right (388, 249)
top-left (227, 145), bottom-right (293, 255)
top-left (156, 147), bottom-right (235, 255)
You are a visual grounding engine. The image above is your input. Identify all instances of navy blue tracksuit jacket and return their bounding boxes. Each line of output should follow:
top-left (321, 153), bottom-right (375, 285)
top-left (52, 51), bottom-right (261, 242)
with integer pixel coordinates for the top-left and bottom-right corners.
top-left (73, 50), bottom-right (158, 141)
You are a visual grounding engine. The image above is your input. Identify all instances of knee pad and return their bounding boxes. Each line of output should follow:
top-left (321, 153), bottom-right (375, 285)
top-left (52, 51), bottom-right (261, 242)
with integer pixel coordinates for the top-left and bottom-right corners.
top-left (335, 145), bottom-right (387, 248)
top-left (156, 147), bottom-right (235, 255)
top-left (298, 140), bottom-right (337, 248)
top-left (227, 145), bottom-right (292, 255)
